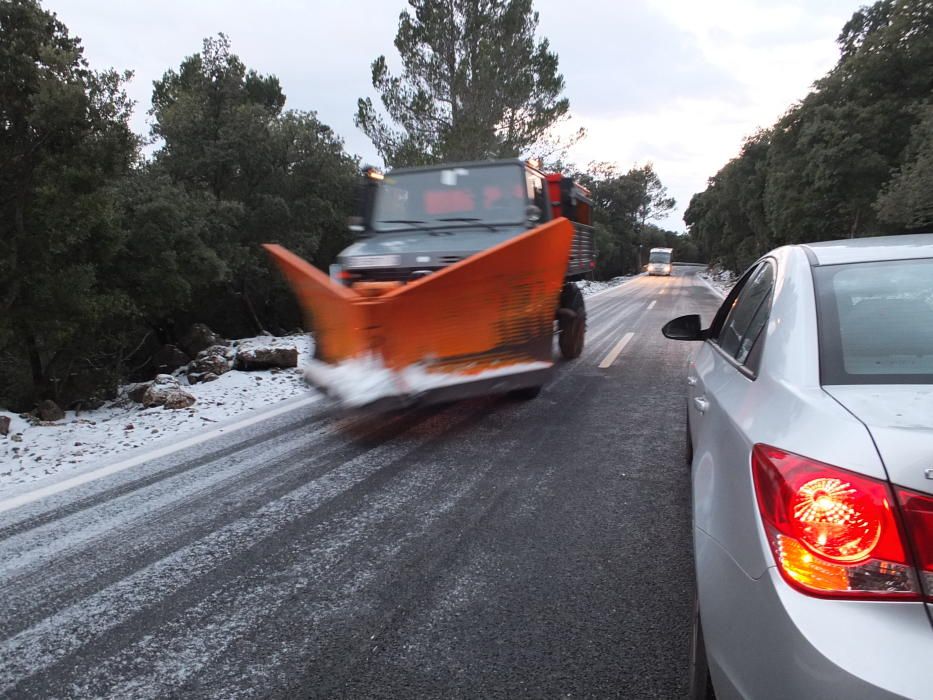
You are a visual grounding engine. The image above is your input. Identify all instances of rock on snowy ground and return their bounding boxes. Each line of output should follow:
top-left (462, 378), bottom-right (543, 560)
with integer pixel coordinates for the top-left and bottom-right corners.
top-left (576, 275), bottom-right (635, 297)
top-left (234, 336), bottom-right (299, 370)
top-left (0, 334), bottom-right (315, 491)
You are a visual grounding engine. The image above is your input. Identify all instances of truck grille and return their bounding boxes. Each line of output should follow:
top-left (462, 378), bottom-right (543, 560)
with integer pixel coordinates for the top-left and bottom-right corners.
top-left (356, 267), bottom-right (443, 283)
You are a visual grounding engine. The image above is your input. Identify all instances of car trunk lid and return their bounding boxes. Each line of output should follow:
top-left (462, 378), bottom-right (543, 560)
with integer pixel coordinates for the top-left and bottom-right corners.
top-left (823, 385), bottom-right (933, 497)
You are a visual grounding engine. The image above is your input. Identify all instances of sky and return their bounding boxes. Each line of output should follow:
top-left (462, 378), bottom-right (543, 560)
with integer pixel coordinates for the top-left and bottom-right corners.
top-left (50, 0), bottom-right (863, 231)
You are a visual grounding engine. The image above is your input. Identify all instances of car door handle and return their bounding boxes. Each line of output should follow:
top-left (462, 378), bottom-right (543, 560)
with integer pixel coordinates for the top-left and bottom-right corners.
top-left (687, 376), bottom-right (698, 386)
top-left (693, 396), bottom-right (709, 414)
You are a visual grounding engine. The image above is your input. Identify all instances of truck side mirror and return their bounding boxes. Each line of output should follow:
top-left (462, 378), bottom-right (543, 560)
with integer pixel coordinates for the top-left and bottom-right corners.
top-left (352, 176), bottom-right (380, 233)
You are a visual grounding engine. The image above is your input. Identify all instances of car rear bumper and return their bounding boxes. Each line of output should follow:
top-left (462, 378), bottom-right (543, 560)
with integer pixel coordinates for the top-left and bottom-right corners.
top-left (696, 528), bottom-right (933, 699)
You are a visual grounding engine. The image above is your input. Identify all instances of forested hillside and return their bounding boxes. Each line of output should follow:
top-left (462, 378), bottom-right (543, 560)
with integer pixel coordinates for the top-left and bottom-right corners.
top-left (0, 3), bottom-right (358, 410)
top-left (685, 0), bottom-right (933, 272)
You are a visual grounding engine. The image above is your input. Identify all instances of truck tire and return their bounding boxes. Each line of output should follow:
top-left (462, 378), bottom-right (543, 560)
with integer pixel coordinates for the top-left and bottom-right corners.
top-left (558, 283), bottom-right (586, 359)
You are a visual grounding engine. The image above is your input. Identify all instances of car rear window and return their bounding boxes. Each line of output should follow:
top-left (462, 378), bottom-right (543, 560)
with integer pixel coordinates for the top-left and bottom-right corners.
top-left (814, 258), bottom-right (933, 385)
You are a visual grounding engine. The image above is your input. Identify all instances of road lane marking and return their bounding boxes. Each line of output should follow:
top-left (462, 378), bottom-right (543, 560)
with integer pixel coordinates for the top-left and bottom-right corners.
top-left (0, 394), bottom-right (321, 515)
top-left (598, 332), bottom-right (635, 369)
top-left (659, 289), bottom-right (666, 295)
top-left (647, 300), bottom-right (657, 310)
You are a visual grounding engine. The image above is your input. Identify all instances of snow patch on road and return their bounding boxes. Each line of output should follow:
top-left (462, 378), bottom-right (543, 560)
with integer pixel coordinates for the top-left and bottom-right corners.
top-left (0, 335), bottom-right (315, 491)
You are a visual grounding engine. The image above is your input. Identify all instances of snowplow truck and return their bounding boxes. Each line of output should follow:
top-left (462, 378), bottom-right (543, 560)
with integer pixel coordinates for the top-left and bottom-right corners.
top-left (264, 159), bottom-right (596, 409)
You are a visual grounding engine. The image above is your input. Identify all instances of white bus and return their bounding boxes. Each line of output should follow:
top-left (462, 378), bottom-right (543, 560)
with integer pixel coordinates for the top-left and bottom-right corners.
top-left (647, 247), bottom-right (673, 276)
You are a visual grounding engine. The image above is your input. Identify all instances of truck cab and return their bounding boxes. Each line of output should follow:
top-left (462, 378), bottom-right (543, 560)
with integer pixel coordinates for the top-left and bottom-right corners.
top-left (335, 160), bottom-right (594, 286)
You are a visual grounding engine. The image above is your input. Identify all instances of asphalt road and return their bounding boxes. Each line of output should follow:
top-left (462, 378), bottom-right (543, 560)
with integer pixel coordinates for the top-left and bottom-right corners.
top-left (0, 266), bottom-right (723, 699)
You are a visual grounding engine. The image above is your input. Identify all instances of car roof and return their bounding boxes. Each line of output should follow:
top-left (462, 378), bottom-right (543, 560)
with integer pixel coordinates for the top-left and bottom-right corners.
top-left (801, 232), bottom-right (933, 265)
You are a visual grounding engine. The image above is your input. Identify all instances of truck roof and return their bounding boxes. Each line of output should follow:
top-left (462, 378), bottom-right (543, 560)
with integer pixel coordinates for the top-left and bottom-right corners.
top-left (387, 159), bottom-right (533, 176)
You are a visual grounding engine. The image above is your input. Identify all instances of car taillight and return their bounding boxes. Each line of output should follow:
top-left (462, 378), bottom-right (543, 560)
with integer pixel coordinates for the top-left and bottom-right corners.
top-left (896, 487), bottom-right (933, 600)
top-left (752, 444), bottom-right (920, 599)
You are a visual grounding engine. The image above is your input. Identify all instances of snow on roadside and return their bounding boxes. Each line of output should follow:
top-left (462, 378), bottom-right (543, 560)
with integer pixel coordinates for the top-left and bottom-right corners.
top-left (697, 266), bottom-right (737, 298)
top-left (576, 275), bottom-right (634, 297)
top-left (0, 334), bottom-right (315, 491)
top-left (0, 274), bottom-right (640, 492)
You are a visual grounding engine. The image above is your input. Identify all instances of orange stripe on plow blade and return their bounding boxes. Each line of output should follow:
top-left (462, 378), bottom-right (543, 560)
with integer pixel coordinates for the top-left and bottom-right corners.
top-left (263, 217), bottom-right (575, 375)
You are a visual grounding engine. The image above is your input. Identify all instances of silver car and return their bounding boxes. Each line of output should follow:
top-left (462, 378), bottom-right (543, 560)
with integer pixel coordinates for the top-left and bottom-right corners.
top-left (664, 234), bottom-right (933, 699)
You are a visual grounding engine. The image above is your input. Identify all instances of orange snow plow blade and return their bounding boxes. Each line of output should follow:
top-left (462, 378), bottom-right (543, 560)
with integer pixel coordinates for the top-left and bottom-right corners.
top-left (263, 218), bottom-right (574, 407)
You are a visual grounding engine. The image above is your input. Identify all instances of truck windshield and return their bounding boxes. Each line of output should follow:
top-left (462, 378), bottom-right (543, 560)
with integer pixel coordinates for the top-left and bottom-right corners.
top-left (372, 165), bottom-right (527, 232)
top-left (649, 251), bottom-right (671, 264)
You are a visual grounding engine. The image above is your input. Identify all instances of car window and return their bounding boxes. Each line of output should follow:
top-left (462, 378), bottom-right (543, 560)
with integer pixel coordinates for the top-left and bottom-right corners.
top-left (814, 258), bottom-right (933, 384)
top-left (735, 265), bottom-right (774, 365)
top-left (707, 263), bottom-right (761, 338)
top-left (717, 262), bottom-right (775, 362)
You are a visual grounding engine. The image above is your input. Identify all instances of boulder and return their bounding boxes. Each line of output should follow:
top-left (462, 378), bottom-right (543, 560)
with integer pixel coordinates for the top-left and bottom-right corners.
top-left (0, 415), bottom-right (10, 436)
top-left (180, 323), bottom-right (225, 357)
top-left (152, 344), bottom-right (191, 373)
top-left (187, 345), bottom-right (234, 384)
top-left (127, 382), bottom-right (150, 404)
top-left (36, 399), bottom-right (65, 422)
top-left (141, 374), bottom-right (196, 410)
top-left (163, 392), bottom-right (196, 410)
top-left (235, 345), bottom-right (298, 371)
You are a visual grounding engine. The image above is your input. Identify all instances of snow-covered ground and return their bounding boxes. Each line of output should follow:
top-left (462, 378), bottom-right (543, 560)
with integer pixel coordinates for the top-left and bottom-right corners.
top-left (0, 276), bottom-right (640, 493)
top-left (697, 266), bottom-right (737, 298)
top-left (576, 275), bottom-right (635, 297)
top-left (0, 335), bottom-right (315, 491)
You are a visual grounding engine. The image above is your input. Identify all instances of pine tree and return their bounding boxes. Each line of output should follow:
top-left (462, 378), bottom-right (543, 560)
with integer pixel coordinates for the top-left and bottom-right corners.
top-left (355, 0), bottom-right (571, 166)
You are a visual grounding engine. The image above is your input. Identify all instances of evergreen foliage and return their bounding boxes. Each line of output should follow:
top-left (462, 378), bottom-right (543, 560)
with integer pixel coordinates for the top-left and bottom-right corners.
top-left (355, 0), bottom-right (573, 166)
top-left (685, 0), bottom-right (933, 271)
top-left (150, 35), bottom-right (359, 337)
top-left (0, 0), bottom-right (138, 407)
top-left (578, 163), bottom-right (690, 279)
top-left (0, 9), bottom-right (358, 409)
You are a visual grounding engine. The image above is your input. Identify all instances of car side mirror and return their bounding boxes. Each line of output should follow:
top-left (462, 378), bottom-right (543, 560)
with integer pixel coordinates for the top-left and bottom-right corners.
top-left (662, 314), bottom-right (707, 341)
top-left (526, 204), bottom-right (542, 223)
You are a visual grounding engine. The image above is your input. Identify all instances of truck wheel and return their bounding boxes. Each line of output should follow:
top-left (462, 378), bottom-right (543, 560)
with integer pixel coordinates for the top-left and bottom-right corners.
top-left (558, 283), bottom-right (586, 359)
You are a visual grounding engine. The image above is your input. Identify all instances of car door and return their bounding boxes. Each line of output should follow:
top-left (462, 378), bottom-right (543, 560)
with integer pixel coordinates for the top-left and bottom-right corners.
top-left (689, 260), bottom-right (775, 557)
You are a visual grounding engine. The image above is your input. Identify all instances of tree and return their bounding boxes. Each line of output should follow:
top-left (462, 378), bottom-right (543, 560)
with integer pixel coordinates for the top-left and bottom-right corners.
top-left (577, 162), bottom-right (676, 278)
top-left (0, 0), bottom-right (138, 406)
top-left (630, 163), bottom-right (676, 232)
top-left (875, 105), bottom-right (933, 230)
top-left (684, 0), bottom-right (933, 271)
top-left (150, 36), bottom-right (359, 336)
top-left (151, 34), bottom-right (286, 200)
top-left (355, 0), bottom-right (571, 166)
